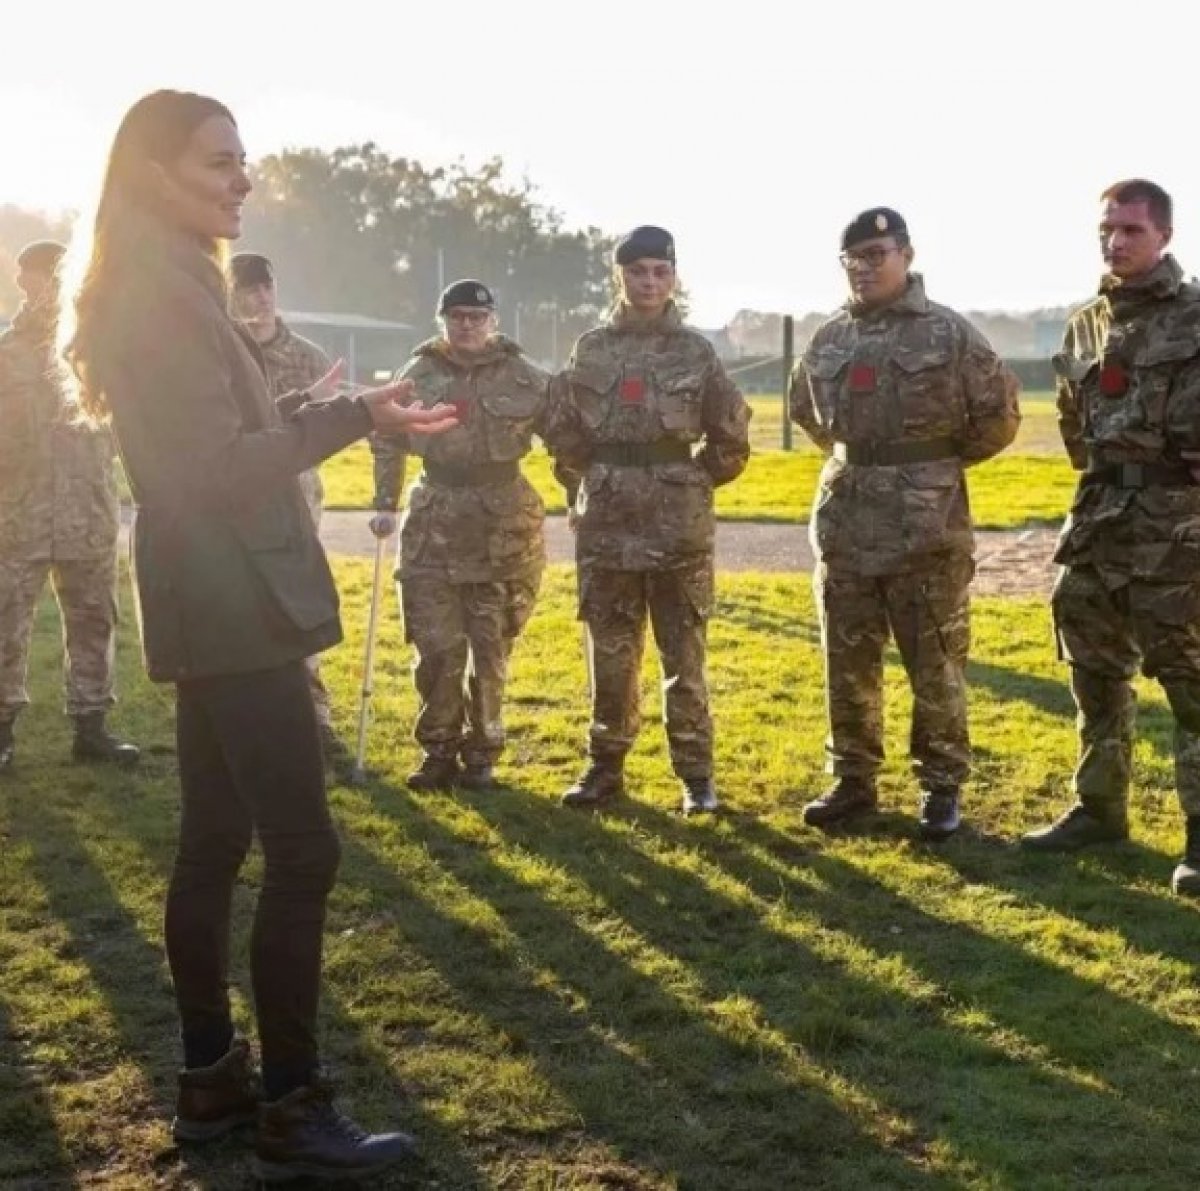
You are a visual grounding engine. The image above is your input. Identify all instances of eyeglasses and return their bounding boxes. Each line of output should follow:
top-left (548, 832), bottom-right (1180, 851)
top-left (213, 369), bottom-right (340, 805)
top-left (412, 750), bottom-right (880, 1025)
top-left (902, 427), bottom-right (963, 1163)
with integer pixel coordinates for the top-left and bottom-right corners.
top-left (838, 246), bottom-right (899, 271)
top-left (444, 310), bottom-right (493, 327)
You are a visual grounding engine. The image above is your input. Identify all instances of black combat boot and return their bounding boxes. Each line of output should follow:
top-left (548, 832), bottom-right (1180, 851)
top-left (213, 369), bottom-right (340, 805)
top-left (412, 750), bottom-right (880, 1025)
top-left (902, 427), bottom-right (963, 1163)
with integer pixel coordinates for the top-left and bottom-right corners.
top-left (803, 776), bottom-right (878, 830)
top-left (681, 775), bottom-right (719, 815)
top-left (458, 761), bottom-right (496, 791)
top-left (255, 1077), bottom-right (416, 1183)
top-left (1020, 802), bottom-right (1129, 852)
top-left (918, 786), bottom-right (961, 841)
top-left (71, 712), bottom-right (140, 766)
top-left (0, 717), bottom-right (14, 773)
top-left (406, 754), bottom-right (461, 791)
top-left (561, 760), bottom-right (624, 808)
top-left (172, 1035), bottom-right (260, 1143)
top-left (1171, 816), bottom-right (1200, 898)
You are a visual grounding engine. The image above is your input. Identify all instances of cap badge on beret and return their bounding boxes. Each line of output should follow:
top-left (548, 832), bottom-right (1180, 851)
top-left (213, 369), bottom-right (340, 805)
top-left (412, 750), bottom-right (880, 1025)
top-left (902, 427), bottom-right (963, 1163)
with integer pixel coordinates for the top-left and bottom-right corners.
top-left (874, 213), bottom-right (889, 232)
top-left (475, 286), bottom-right (488, 304)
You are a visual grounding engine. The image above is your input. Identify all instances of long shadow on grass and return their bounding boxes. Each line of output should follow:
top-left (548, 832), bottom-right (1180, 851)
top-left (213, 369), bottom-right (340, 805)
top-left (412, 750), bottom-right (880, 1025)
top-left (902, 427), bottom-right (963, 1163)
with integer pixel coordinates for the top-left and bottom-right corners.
top-left (465, 791), bottom-right (1200, 1188)
top-left (931, 831), bottom-right (1200, 975)
top-left (337, 786), bottom-right (942, 1191)
top-left (78, 778), bottom-right (485, 1191)
top-left (0, 782), bottom-right (183, 1172)
top-left (0, 999), bottom-right (71, 1188)
top-left (730, 814), bottom-right (1200, 1183)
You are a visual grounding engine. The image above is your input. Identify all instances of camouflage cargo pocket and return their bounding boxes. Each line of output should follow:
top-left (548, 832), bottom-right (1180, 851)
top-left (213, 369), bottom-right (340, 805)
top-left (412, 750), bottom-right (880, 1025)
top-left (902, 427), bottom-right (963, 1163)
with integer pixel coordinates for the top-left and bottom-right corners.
top-left (480, 374), bottom-right (543, 461)
top-left (893, 346), bottom-right (959, 435)
top-left (483, 481), bottom-right (545, 570)
top-left (656, 367), bottom-right (707, 434)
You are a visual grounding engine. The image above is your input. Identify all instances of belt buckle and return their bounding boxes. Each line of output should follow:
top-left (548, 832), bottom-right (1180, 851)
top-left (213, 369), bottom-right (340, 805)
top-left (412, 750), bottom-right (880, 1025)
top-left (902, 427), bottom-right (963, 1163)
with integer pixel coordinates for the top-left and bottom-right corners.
top-left (1119, 462), bottom-right (1145, 488)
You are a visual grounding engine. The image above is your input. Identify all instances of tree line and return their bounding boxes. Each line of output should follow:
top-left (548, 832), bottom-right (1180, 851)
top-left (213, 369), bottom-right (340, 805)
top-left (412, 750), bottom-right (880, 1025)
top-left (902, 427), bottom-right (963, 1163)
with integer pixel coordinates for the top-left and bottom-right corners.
top-left (1, 150), bottom-right (617, 367)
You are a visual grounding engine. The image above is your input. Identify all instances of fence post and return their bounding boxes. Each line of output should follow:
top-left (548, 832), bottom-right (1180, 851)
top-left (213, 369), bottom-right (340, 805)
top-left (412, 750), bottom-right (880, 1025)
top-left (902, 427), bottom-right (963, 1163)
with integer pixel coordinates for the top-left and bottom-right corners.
top-left (781, 315), bottom-right (794, 451)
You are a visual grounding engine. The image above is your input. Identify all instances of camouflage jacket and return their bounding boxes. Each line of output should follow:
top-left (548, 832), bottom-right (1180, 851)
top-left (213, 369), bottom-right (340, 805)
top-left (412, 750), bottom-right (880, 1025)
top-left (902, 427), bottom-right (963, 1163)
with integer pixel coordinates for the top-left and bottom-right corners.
top-left (371, 335), bottom-right (550, 583)
top-left (257, 319), bottom-right (331, 511)
top-left (0, 300), bottom-right (119, 561)
top-left (543, 302), bottom-right (751, 571)
top-left (791, 275), bottom-right (1020, 576)
top-left (1054, 255), bottom-right (1200, 583)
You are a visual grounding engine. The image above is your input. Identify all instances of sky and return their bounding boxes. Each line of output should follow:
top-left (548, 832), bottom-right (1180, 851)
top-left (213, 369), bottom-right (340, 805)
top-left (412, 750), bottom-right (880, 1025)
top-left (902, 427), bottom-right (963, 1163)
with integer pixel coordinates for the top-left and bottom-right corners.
top-left (3, 0), bottom-right (1196, 325)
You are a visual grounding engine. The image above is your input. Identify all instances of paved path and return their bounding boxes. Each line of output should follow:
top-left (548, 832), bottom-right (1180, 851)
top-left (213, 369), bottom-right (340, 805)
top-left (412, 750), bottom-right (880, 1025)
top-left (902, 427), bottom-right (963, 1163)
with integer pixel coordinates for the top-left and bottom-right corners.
top-left (317, 512), bottom-right (1060, 596)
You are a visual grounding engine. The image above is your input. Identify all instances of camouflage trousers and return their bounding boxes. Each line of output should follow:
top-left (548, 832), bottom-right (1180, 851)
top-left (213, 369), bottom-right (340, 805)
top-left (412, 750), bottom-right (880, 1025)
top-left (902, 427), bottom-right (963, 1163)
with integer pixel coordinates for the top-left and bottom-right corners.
top-left (400, 567), bottom-right (541, 766)
top-left (1053, 566), bottom-right (1200, 816)
top-left (578, 559), bottom-right (714, 779)
top-left (0, 555), bottom-right (118, 720)
top-left (814, 558), bottom-right (973, 787)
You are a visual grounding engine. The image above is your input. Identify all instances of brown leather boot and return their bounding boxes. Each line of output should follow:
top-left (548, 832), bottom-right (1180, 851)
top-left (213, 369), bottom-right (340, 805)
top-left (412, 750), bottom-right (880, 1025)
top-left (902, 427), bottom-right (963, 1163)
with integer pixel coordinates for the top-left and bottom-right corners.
top-left (1021, 802), bottom-right (1129, 852)
top-left (172, 1036), bottom-right (259, 1142)
top-left (803, 776), bottom-right (878, 830)
top-left (561, 760), bottom-right (624, 808)
top-left (255, 1077), bottom-right (417, 1183)
top-left (405, 754), bottom-right (461, 791)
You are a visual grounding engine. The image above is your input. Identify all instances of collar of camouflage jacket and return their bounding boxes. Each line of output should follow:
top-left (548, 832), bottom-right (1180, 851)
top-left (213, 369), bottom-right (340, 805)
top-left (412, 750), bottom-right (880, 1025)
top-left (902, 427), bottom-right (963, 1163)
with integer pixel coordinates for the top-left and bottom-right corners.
top-left (262, 317), bottom-right (292, 350)
top-left (1099, 254), bottom-right (1185, 305)
top-left (846, 273), bottom-right (929, 319)
top-left (416, 333), bottom-right (521, 370)
top-left (609, 300), bottom-right (684, 335)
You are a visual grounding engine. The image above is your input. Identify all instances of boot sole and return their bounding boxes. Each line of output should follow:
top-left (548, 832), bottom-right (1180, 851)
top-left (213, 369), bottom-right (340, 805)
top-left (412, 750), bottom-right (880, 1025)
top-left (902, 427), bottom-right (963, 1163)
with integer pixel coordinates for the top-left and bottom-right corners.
top-left (1020, 833), bottom-right (1128, 853)
top-left (918, 822), bottom-right (961, 842)
top-left (803, 804), bottom-right (877, 831)
top-left (254, 1151), bottom-right (413, 1183)
top-left (171, 1109), bottom-right (257, 1143)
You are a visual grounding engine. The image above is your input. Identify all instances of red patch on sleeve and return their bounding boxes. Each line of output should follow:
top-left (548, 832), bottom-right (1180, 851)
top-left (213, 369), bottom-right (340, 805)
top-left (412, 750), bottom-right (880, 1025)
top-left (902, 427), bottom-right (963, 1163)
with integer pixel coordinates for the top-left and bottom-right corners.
top-left (450, 399), bottom-right (471, 424)
top-left (848, 364), bottom-right (877, 394)
top-left (1099, 364), bottom-right (1128, 397)
top-left (619, 375), bottom-right (646, 404)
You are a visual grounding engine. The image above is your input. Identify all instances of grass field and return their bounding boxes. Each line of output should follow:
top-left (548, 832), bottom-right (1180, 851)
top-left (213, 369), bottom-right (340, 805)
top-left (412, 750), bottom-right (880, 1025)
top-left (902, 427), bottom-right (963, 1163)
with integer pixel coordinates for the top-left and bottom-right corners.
top-left (3, 562), bottom-right (1199, 1188)
top-left (320, 395), bottom-right (1077, 530)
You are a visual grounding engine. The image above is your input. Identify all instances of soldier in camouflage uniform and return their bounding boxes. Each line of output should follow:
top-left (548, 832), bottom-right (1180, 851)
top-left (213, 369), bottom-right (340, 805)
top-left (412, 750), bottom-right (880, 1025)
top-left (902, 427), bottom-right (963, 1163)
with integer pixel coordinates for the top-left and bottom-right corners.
top-left (370, 279), bottom-right (550, 791)
top-left (229, 253), bottom-right (347, 764)
top-left (791, 209), bottom-right (1019, 839)
top-left (1022, 180), bottom-right (1200, 897)
top-left (543, 226), bottom-right (751, 815)
top-left (0, 241), bottom-right (138, 770)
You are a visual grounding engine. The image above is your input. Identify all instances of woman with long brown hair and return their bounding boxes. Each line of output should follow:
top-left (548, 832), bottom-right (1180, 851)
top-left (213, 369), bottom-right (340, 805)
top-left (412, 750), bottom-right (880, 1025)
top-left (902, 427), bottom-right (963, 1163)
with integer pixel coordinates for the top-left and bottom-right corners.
top-left (60, 90), bottom-right (455, 1182)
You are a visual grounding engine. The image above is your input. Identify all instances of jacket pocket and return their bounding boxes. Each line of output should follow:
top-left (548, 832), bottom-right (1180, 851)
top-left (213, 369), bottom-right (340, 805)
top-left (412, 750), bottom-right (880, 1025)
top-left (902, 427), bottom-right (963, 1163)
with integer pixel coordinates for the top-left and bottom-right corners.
top-left (483, 481), bottom-right (545, 569)
top-left (899, 463), bottom-right (965, 553)
top-left (480, 374), bottom-right (543, 460)
top-left (657, 368), bottom-right (706, 433)
top-left (569, 363), bottom-right (620, 432)
top-left (657, 464), bottom-right (715, 551)
top-left (893, 346), bottom-right (959, 434)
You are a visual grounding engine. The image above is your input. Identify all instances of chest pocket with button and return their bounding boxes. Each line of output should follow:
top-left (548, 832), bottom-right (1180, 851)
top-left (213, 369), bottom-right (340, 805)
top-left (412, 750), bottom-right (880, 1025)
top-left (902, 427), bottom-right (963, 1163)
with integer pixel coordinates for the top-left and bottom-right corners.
top-left (892, 345), bottom-right (960, 437)
top-left (479, 371), bottom-right (544, 461)
top-left (656, 367), bottom-right (707, 436)
top-left (569, 363), bottom-right (621, 434)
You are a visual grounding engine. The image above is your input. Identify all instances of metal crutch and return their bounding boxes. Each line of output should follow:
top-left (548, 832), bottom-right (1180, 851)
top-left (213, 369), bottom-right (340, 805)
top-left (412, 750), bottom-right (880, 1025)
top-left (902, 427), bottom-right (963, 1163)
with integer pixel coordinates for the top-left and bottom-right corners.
top-left (350, 530), bottom-right (391, 786)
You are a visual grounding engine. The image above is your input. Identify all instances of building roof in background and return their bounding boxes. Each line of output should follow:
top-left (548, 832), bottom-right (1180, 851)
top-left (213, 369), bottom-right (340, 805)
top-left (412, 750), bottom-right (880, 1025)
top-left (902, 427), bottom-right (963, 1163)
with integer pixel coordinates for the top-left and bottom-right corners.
top-left (283, 310), bottom-right (413, 333)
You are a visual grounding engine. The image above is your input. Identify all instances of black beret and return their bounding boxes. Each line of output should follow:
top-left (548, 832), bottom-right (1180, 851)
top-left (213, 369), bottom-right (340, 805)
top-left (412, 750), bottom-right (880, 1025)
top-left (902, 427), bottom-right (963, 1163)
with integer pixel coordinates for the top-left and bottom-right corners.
top-left (230, 252), bottom-right (275, 288)
top-left (840, 208), bottom-right (909, 251)
top-left (438, 279), bottom-right (495, 313)
top-left (614, 225), bottom-right (676, 267)
top-left (16, 240), bottom-right (66, 273)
